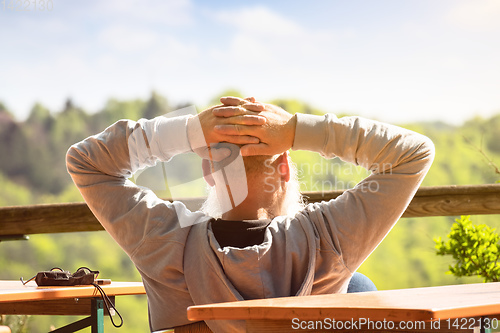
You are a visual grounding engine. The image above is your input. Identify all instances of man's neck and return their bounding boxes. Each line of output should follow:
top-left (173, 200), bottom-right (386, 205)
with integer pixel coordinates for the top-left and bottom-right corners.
top-left (217, 175), bottom-right (285, 221)
top-left (221, 190), bottom-right (282, 221)
top-left (222, 207), bottom-right (274, 221)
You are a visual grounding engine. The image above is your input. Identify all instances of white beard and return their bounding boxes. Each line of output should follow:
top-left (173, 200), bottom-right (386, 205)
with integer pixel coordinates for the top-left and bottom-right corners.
top-left (200, 163), bottom-right (305, 219)
top-left (200, 185), bottom-right (224, 219)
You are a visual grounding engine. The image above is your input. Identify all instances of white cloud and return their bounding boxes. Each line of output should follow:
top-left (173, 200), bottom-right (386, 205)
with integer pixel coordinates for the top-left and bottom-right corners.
top-left (446, 0), bottom-right (500, 31)
top-left (99, 26), bottom-right (159, 52)
top-left (208, 33), bottom-right (272, 65)
top-left (2, 0), bottom-right (499, 126)
top-left (94, 0), bottom-right (194, 26)
top-left (142, 34), bottom-right (200, 72)
top-left (440, 56), bottom-right (467, 71)
top-left (212, 6), bottom-right (302, 37)
top-left (207, 5), bottom-right (341, 68)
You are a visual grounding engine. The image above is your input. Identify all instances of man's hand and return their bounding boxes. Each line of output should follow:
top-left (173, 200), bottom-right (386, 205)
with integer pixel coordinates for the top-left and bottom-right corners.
top-left (213, 96), bottom-right (297, 156)
top-left (187, 102), bottom-right (267, 160)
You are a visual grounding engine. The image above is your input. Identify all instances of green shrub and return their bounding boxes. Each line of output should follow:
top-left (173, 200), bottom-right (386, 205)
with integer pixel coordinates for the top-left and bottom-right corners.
top-left (434, 215), bottom-right (500, 282)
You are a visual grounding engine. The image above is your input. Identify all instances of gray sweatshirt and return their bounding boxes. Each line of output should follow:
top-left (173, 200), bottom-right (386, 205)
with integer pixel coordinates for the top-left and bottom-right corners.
top-left (66, 113), bottom-right (434, 332)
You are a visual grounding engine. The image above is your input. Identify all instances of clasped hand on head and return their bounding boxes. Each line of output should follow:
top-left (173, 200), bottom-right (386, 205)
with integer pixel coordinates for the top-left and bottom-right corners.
top-left (188, 96), bottom-right (297, 160)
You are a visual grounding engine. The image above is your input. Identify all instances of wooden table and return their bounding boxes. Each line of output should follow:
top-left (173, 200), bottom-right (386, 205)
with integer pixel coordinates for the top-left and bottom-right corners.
top-left (188, 282), bottom-right (500, 333)
top-left (0, 280), bottom-right (145, 333)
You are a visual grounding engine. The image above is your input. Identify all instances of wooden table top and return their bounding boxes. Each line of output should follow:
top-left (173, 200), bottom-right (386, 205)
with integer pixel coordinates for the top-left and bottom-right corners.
top-left (188, 282), bottom-right (500, 323)
top-left (0, 280), bottom-right (145, 303)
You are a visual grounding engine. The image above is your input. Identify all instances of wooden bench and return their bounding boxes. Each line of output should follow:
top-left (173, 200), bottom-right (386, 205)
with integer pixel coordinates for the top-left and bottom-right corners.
top-left (0, 280), bottom-right (145, 333)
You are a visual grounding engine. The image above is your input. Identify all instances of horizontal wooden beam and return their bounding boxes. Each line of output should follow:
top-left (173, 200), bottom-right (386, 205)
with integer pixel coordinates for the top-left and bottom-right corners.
top-left (1, 185), bottom-right (499, 236)
top-left (305, 184), bottom-right (500, 218)
top-left (0, 202), bottom-right (103, 236)
top-left (0, 198), bottom-right (205, 237)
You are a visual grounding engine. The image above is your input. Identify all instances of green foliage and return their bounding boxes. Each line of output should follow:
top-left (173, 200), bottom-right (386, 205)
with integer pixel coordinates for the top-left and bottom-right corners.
top-left (90, 98), bottom-right (145, 132)
top-left (434, 215), bottom-right (500, 282)
top-left (143, 91), bottom-right (169, 119)
top-left (269, 99), bottom-right (315, 115)
top-left (2, 93), bottom-right (500, 331)
top-left (0, 315), bottom-right (30, 333)
top-left (0, 172), bottom-right (33, 206)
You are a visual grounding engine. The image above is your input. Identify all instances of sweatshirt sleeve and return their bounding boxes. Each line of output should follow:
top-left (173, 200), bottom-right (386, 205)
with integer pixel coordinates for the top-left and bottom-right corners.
top-left (292, 113), bottom-right (435, 272)
top-left (66, 115), bottom-right (207, 258)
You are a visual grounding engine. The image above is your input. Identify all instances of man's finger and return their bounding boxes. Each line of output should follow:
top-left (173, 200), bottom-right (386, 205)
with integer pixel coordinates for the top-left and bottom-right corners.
top-left (224, 115), bottom-right (266, 126)
top-left (213, 106), bottom-right (248, 117)
top-left (214, 124), bottom-right (252, 136)
top-left (242, 102), bottom-right (265, 112)
top-left (220, 96), bottom-right (244, 106)
top-left (195, 147), bottom-right (231, 161)
top-left (219, 97), bottom-right (265, 111)
top-left (210, 147), bottom-right (233, 161)
top-left (240, 143), bottom-right (270, 156)
top-left (220, 135), bottom-right (260, 145)
top-left (213, 106), bottom-right (261, 117)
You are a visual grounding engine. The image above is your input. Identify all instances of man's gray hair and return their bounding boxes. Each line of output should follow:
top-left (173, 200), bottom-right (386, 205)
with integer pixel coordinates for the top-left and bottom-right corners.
top-left (201, 156), bottom-right (305, 219)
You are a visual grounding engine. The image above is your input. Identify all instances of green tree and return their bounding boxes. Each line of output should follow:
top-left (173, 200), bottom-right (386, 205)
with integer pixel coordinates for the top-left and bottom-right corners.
top-left (143, 91), bottom-right (169, 119)
top-left (0, 110), bottom-right (31, 182)
top-left (90, 98), bottom-right (145, 133)
top-left (26, 103), bottom-right (54, 132)
top-left (434, 215), bottom-right (500, 282)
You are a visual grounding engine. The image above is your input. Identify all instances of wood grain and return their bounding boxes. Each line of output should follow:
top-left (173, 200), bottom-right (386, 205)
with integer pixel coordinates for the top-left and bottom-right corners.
top-left (173, 321), bottom-right (212, 333)
top-left (245, 319), bottom-right (477, 333)
top-left (0, 281), bottom-right (145, 303)
top-left (187, 282), bottom-right (500, 322)
top-left (305, 184), bottom-right (500, 217)
top-left (0, 297), bottom-right (114, 316)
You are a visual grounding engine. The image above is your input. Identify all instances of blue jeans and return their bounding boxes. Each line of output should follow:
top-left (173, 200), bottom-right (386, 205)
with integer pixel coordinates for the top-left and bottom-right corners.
top-left (347, 272), bottom-right (377, 293)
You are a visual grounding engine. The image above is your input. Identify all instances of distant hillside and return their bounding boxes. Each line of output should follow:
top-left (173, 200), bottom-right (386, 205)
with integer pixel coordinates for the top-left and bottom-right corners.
top-left (1, 91), bottom-right (499, 204)
top-left (1, 91), bottom-right (499, 332)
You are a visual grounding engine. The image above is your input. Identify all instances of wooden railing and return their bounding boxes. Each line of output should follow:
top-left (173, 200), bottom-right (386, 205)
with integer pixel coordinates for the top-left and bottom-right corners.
top-left (1, 184), bottom-right (500, 239)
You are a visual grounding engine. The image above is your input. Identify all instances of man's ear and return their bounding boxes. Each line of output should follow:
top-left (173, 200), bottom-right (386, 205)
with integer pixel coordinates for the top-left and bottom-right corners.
top-left (202, 159), bottom-right (216, 187)
top-left (278, 152), bottom-right (291, 183)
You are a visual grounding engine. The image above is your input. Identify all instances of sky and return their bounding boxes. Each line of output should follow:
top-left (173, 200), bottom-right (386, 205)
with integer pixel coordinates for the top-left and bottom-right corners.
top-left (1, 0), bottom-right (499, 124)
